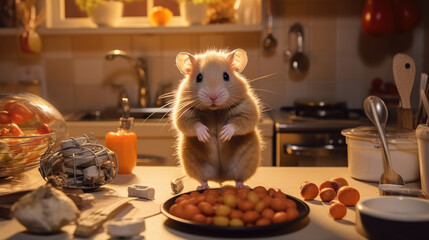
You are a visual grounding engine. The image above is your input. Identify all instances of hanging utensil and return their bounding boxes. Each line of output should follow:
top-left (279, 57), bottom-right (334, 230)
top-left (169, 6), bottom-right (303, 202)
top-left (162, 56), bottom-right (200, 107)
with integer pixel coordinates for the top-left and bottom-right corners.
top-left (415, 73), bottom-right (428, 127)
top-left (420, 89), bottom-right (429, 126)
top-left (364, 96), bottom-right (405, 190)
top-left (393, 53), bottom-right (415, 129)
top-left (262, 0), bottom-right (277, 52)
top-left (284, 23), bottom-right (309, 73)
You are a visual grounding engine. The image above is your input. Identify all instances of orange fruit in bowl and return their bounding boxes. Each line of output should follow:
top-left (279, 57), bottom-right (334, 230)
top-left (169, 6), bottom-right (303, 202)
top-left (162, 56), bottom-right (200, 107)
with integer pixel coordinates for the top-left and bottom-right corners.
top-left (149, 6), bottom-right (173, 26)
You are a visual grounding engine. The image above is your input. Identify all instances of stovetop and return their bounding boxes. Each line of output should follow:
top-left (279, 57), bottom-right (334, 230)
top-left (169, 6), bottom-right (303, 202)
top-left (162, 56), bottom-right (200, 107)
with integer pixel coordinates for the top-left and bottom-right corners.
top-left (270, 108), bottom-right (370, 133)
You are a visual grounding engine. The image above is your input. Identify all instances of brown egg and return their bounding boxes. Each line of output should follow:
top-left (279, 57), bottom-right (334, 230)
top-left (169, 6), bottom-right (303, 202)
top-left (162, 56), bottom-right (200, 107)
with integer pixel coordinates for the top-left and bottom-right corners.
top-left (175, 194), bottom-right (191, 204)
top-left (222, 188), bottom-right (236, 196)
top-left (236, 188), bottom-right (250, 199)
top-left (241, 210), bottom-right (260, 224)
top-left (331, 177), bottom-right (349, 189)
top-left (204, 194), bottom-right (216, 205)
top-left (271, 197), bottom-right (287, 211)
top-left (300, 181), bottom-right (319, 200)
top-left (273, 190), bottom-right (287, 199)
top-left (191, 213), bottom-right (206, 223)
top-left (272, 211), bottom-right (288, 224)
top-left (255, 218), bottom-right (271, 226)
top-left (286, 208), bottom-right (300, 221)
top-left (261, 208), bottom-right (275, 220)
top-left (262, 195), bottom-right (273, 208)
top-left (198, 201), bottom-right (215, 216)
top-left (329, 202), bottom-right (347, 220)
top-left (169, 203), bottom-right (185, 218)
top-left (285, 198), bottom-right (297, 209)
top-left (238, 199), bottom-right (255, 212)
top-left (229, 209), bottom-right (244, 219)
top-left (253, 186), bottom-right (268, 199)
top-left (183, 204), bottom-right (201, 220)
top-left (320, 188), bottom-right (336, 202)
top-left (190, 191), bottom-right (200, 198)
top-left (337, 186), bottom-right (360, 206)
top-left (319, 180), bottom-right (339, 192)
top-left (267, 188), bottom-right (277, 197)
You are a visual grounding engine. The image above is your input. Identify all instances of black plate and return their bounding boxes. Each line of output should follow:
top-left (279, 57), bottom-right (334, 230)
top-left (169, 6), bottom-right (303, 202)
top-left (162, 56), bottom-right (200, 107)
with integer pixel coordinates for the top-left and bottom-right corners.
top-left (161, 189), bottom-right (310, 235)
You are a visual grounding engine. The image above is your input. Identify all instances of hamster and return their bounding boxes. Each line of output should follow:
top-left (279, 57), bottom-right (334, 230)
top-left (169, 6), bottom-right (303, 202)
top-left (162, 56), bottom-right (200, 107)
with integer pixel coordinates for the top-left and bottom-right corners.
top-left (172, 48), bottom-right (263, 190)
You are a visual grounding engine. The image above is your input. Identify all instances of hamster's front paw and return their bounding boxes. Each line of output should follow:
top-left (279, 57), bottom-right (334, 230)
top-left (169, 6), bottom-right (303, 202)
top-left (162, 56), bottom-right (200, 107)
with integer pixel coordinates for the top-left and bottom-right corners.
top-left (195, 122), bottom-right (210, 143)
top-left (220, 124), bottom-right (236, 141)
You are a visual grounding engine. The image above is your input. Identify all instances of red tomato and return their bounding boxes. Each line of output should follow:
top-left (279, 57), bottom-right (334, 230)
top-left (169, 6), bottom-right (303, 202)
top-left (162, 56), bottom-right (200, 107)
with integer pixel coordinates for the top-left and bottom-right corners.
top-left (392, 0), bottom-right (419, 33)
top-left (4, 100), bottom-right (34, 124)
top-left (361, 0), bottom-right (395, 36)
top-left (0, 128), bottom-right (10, 136)
top-left (9, 123), bottom-right (24, 136)
top-left (36, 124), bottom-right (51, 134)
top-left (0, 111), bottom-right (11, 124)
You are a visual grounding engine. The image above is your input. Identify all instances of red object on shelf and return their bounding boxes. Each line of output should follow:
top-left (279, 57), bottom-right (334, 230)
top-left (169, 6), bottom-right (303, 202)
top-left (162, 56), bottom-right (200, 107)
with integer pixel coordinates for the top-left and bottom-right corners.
top-left (361, 0), bottom-right (395, 36)
top-left (392, 0), bottom-right (419, 33)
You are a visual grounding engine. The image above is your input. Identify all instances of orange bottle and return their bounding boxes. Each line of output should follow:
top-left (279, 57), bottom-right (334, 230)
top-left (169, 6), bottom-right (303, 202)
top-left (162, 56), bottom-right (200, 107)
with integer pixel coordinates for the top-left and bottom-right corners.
top-left (105, 98), bottom-right (137, 174)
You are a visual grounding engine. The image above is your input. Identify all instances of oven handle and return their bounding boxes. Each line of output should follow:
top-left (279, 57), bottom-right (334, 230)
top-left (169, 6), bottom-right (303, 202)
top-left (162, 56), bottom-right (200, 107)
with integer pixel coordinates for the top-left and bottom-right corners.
top-left (284, 144), bottom-right (346, 156)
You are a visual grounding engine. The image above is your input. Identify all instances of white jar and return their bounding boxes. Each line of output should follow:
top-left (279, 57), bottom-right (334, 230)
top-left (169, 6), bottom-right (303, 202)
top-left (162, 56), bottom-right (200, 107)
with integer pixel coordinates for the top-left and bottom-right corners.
top-left (342, 126), bottom-right (419, 183)
top-left (90, 1), bottom-right (124, 27)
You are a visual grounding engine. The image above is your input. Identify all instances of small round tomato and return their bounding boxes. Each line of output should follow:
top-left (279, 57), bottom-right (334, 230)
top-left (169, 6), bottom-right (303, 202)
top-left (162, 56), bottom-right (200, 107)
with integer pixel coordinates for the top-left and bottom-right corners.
top-left (4, 100), bottom-right (34, 124)
top-left (37, 124), bottom-right (51, 134)
top-left (0, 111), bottom-right (11, 124)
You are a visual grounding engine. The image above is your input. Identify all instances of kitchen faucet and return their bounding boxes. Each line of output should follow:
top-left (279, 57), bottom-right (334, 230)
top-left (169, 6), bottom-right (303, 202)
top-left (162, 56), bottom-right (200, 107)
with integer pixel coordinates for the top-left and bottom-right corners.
top-left (105, 49), bottom-right (150, 108)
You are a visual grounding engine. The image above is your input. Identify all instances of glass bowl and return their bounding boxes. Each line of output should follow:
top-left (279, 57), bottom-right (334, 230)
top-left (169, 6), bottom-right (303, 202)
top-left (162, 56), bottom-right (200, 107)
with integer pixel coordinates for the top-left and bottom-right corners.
top-left (0, 92), bottom-right (68, 178)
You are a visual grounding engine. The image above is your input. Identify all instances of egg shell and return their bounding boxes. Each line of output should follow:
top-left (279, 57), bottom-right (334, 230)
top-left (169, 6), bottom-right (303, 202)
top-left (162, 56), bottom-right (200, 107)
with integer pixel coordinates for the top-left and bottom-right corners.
top-left (272, 211), bottom-right (288, 223)
top-left (337, 186), bottom-right (360, 206)
top-left (241, 210), bottom-right (260, 224)
top-left (300, 181), bottom-right (319, 200)
top-left (271, 197), bottom-right (287, 211)
top-left (329, 202), bottom-right (347, 220)
top-left (320, 188), bottom-right (336, 202)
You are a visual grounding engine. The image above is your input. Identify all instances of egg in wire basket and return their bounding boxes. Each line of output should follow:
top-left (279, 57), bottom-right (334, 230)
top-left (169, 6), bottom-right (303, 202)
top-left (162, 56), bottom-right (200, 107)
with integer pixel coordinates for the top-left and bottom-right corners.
top-left (0, 132), bottom-right (55, 178)
top-left (39, 134), bottom-right (119, 190)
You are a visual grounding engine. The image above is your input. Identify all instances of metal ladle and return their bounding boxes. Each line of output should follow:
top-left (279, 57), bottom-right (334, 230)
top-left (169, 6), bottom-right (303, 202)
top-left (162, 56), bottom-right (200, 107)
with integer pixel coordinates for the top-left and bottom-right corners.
top-left (263, 0), bottom-right (277, 52)
top-left (285, 23), bottom-right (309, 73)
top-left (364, 96), bottom-right (405, 186)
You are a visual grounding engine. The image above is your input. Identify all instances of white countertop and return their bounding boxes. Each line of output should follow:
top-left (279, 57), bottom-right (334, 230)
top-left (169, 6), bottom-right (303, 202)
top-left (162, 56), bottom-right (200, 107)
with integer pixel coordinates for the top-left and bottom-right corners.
top-left (0, 166), bottom-right (421, 239)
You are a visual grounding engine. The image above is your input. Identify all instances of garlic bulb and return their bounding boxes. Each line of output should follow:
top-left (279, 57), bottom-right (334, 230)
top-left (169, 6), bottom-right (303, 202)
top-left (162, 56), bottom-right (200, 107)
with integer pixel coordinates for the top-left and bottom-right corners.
top-left (11, 185), bottom-right (80, 234)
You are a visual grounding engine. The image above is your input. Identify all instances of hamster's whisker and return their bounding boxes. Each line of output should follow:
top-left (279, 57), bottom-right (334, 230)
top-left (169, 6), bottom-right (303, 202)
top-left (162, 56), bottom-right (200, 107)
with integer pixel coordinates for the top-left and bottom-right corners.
top-left (248, 73), bottom-right (277, 83)
top-left (252, 88), bottom-right (278, 94)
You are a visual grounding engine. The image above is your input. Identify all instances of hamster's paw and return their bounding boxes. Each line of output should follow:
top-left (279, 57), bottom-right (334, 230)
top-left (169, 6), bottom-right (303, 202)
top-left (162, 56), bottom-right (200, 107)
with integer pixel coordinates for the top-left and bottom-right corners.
top-left (195, 122), bottom-right (210, 143)
top-left (220, 124), bottom-right (236, 142)
top-left (196, 181), bottom-right (210, 190)
top-left (235, 181), bottom-right (251, 189)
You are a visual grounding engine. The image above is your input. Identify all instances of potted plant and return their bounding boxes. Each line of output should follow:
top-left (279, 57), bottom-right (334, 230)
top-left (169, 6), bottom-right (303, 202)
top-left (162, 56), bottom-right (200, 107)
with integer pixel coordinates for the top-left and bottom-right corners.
top-left (175, 0), bottom-right (220, 25)
top-left (75, 0), bottom-right (134, 27)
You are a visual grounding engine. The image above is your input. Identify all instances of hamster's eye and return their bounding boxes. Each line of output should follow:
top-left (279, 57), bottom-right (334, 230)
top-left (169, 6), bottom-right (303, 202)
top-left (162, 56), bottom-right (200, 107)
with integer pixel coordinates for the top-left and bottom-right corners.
top-left (223, 72), bottom-right (229, 81)
top-left (196, 73), bottom-right (203, 83)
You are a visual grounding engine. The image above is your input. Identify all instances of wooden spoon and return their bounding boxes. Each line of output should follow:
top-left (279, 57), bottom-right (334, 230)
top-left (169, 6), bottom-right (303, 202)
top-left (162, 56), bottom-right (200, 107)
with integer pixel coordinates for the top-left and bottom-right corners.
top-left (393, 53), bottom-right (415, 129)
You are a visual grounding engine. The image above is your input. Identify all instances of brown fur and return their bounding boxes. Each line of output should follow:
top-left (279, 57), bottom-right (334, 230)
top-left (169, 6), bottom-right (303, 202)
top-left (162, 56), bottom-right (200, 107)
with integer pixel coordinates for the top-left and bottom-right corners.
top-left (172, 49), bottom-right (263, 186)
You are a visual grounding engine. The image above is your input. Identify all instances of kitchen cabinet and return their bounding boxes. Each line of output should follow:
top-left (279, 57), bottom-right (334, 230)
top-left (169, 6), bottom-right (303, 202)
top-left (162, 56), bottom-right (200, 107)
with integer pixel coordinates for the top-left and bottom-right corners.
top-left (66, 117), bottom-right (274, 166)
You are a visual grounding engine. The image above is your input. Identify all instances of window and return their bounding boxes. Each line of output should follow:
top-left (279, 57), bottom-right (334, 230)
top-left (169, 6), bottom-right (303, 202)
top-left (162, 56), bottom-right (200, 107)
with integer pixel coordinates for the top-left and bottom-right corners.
top-left (46, 0), bottom-right (182, 28)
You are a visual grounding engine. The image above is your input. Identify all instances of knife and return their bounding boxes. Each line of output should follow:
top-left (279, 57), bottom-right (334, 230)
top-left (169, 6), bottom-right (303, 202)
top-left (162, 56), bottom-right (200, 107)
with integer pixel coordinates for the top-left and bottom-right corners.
top-left (393, 53), bottom-right (415, 129)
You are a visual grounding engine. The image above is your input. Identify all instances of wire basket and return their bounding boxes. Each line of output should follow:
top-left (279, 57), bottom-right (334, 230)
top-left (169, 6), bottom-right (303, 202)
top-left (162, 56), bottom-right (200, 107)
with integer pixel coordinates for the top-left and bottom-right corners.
top-left (0, 133), bottom-right (55, 178)
top-left (40, 134), bottom-right (118, 190)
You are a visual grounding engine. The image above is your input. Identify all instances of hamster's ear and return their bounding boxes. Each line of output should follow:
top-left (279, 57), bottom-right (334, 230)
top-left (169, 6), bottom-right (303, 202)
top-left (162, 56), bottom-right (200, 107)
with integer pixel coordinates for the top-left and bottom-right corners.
top-left (227, 49), bottom-right (248, 73)
top-left (176, 52), bottom-right (197, 75)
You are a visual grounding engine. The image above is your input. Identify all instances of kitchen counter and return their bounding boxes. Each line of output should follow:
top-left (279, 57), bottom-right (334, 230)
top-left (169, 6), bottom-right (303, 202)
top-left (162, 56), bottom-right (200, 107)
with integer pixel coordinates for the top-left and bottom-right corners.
top-left (0, 166), bottom-right (421, 239)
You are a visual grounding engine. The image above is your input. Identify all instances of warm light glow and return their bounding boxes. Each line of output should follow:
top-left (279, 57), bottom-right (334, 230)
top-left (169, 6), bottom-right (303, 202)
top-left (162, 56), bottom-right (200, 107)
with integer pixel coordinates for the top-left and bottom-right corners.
top-left (365, 12), bottom-right (371, 22)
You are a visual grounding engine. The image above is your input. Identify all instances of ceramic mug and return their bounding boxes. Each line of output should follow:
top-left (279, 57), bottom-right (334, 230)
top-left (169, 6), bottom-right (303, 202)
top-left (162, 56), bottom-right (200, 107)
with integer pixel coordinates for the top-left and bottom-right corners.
top-left (416, 124), bottom-right (429, 195)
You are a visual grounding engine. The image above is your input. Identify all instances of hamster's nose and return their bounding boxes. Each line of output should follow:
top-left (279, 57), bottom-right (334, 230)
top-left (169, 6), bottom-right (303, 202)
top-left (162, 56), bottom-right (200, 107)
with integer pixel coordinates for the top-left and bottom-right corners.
top-left (209, 93), bottom-right (218, 101)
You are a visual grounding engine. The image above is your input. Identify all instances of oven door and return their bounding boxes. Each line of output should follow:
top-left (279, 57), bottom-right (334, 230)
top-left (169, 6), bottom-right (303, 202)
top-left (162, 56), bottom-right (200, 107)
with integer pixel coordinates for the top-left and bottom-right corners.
top-left (276, 131), bottom-right (348, 166)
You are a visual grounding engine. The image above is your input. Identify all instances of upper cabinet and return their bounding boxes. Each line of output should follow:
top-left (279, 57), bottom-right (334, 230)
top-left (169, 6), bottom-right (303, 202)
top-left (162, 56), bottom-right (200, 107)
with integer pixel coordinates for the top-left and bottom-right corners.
top-left (1, 0), bottom-right (263, 35)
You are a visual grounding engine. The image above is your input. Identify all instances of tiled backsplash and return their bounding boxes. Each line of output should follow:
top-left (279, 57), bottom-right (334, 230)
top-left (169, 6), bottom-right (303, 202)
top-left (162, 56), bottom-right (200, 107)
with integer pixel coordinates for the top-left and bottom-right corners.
top-left (0, 0), bottom-right (427, 114)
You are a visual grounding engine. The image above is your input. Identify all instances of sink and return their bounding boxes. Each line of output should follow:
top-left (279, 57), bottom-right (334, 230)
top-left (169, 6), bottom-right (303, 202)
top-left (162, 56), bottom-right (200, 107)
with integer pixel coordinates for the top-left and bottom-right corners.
top-left (66, 107), bottom-right (171, 121)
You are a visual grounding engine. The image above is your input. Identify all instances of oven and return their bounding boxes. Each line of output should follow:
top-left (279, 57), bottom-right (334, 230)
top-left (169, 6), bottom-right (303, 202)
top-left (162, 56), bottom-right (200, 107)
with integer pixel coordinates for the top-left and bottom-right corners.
top-left (272, 100), bottom-right (369, 166)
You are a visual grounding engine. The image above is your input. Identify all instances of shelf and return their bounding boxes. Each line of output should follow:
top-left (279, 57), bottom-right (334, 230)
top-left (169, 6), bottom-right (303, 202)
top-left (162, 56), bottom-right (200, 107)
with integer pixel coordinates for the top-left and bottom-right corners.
top-left (0, 24), bottom-right (263, 35)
